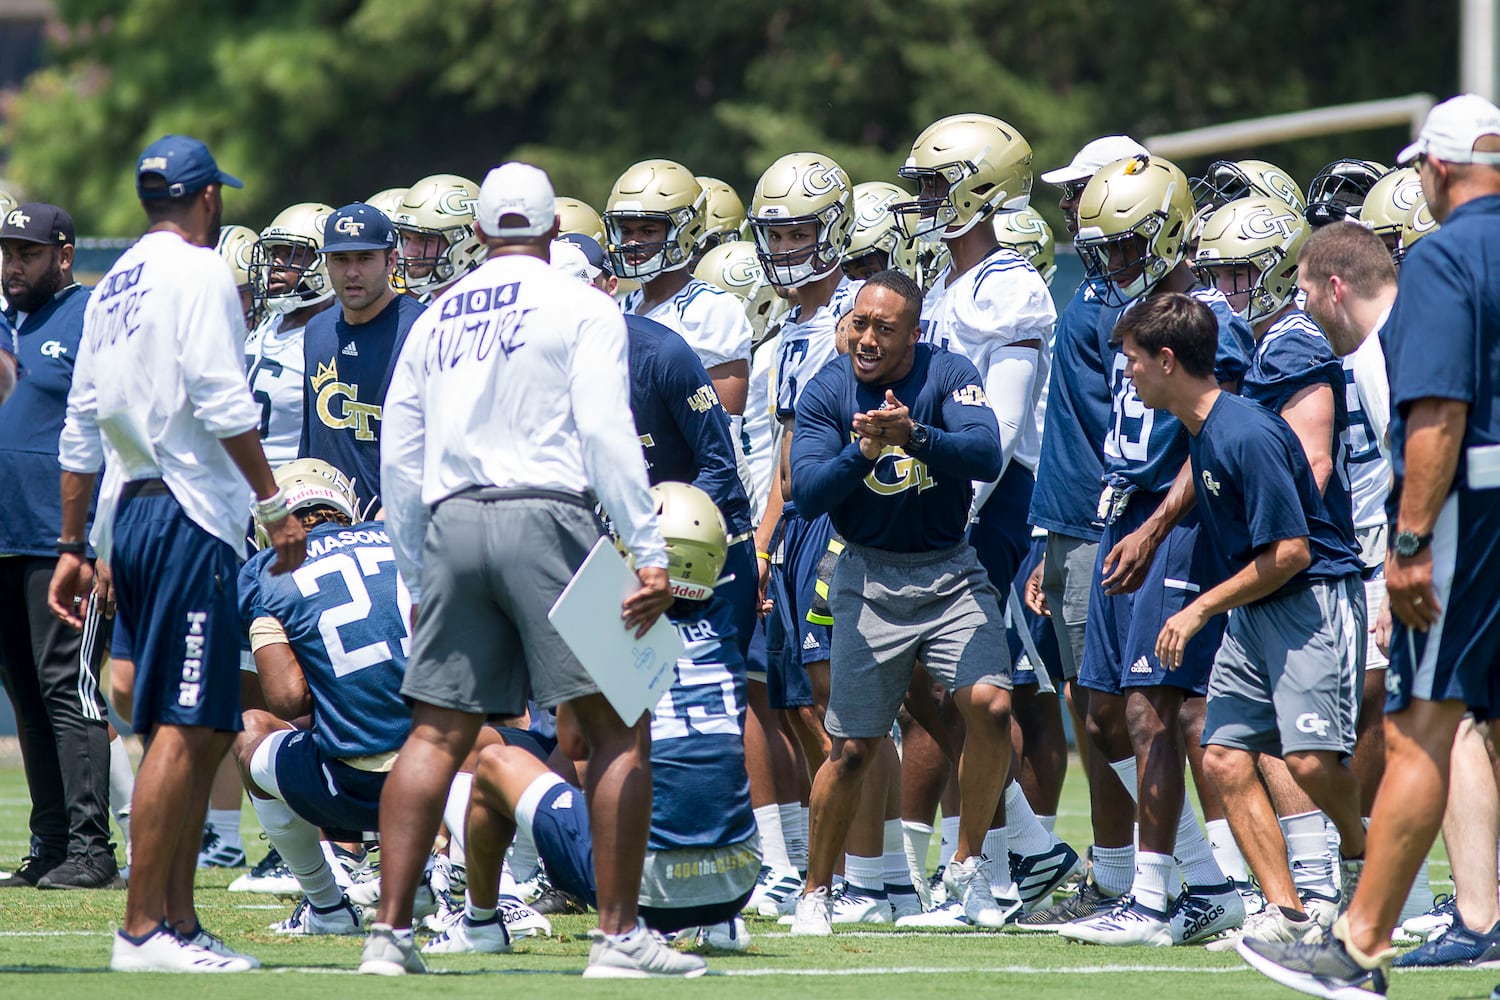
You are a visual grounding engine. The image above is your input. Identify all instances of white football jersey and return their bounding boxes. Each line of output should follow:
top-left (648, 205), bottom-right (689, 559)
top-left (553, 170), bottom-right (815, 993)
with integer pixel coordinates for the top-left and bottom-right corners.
top-left (1345, 327), bottom-right (1392, 531)
top-left (774, 277), bottom-right (861, 423)
top-left (920, 247), bottom-right (1054, 473)
top-left (624, 278), bottom-right (753, 374)
top-left (743, 331), bottom-right (782, 523)
top-left (243, 313), bottom-right (308, 466)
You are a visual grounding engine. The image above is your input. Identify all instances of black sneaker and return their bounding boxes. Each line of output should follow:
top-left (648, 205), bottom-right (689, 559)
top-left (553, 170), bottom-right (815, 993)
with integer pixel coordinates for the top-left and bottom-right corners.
top-left (37, 854), bottom-right (126, 890)
top-left (1012, 879), bottom-right (1120, 932)
top-left (1239, 933), bottom-right (1389, 999)
top-left (0, 855), bottom-right (62, 888)
top-left (532, 884), bottom-right (590, 915)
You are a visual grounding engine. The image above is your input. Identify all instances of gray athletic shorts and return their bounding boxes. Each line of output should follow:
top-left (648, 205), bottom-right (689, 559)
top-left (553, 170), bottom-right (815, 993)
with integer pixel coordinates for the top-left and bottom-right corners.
top-left (1204, 575), bottom-right (1366, 757)
top-left (825, 541), bottom-right (1010, 740)
top-left (402, 489), bottom-right (604, 715)
top-left (1041, 532), bottom-right (1098, 681)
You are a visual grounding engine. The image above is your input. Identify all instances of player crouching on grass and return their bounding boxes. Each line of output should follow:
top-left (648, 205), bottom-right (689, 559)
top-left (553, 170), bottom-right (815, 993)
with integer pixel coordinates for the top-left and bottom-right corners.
top-left (434, 483), bottom-right (757, 976)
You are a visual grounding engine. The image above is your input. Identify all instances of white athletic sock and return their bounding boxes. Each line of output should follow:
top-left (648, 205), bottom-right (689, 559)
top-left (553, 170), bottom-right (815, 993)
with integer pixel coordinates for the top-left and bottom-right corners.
top-left (754, 804), bottom-right (793, 872)
top-left (1132, 850), bottom-right (1175, 914)
top-left (1108, 757), bottom-right (1139, 803)
top-left (1092, 844), bottom-right (1135, 897)
top-left (882, 819), bottom-right (915, 893)
top-left (1401, 858), bottom-right (1435, 922)
top-left (1174, 792), bottom-right (1224, 888)
top-left (1283, 810), bottom-right (1338, 900)
top-left (498, 859), bottom-right (519, 895)
top-left (981, 828), bottom-right (1016, 894)
top-left (1038, 815), bottom-right (1057, 835)
top-left (1004, 782), bottom-right (1057, 857)
top-left (844, 854), bottom-right (884, 895)
top-left (781, 803), bottom-right (809, 872)
top-left (464, 894), bottom-right (496, 923)
top-left (902, 820), bottom-right (934, 885)
top-left (1206, 818), bottom-right (1249, 883)
top-left (442, 772), bottom-right (472, 864)
top-left (939, 815), bottom-right (961, 867)
top-left (108, 735), bottom-right (133, 853)
top-left (252, 796), bottom-right (341, 908)
top-left (508, 827), bottom-right (539, 881)
top-left (207, 808), bottom-right (242, 848)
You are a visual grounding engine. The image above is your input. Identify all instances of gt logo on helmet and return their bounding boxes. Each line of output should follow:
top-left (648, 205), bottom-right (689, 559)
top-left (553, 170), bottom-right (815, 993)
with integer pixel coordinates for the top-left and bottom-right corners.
top-left (1239, 207), bottom-right (1299, 242)
top-left (439, 191), bottom-right (479, 217)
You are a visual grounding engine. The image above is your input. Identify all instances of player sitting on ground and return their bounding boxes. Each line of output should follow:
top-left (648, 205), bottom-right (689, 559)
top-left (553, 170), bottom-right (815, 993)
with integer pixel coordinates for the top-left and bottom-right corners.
top-left (430, 482), bottom-right (759, 969)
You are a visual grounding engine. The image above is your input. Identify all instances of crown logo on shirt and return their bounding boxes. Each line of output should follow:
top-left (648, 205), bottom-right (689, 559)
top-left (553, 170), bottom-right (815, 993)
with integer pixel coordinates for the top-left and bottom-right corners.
top-left (311, 358), bottom-right (339, 392)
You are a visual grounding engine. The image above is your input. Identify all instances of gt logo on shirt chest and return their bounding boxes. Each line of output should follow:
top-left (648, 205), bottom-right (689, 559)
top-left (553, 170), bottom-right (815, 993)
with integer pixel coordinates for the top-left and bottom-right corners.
top-left (857, 439), bottom-right (937, 496)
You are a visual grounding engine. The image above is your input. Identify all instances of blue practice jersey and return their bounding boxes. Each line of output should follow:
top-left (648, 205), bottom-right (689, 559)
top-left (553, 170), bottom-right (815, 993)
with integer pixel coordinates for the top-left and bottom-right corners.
top-left (649, 592), bottom-right (755, 851)
top-left (1383, 194), bottom-right (1500, 497)
top-left (238, 520), bottom-right (413, 759)
top-left (791, 345), bottom-right (1002, 552)
top-left (627, 314), bottom-right (753, 537)
top-left (301, 295), bottom-right (425, 513)
top-left (1104, 285), bottom-right (1255, 495)
top-left (1189, 394), bottom-right (1362, 593)
top-left (0, 284), bottom-right (93, 556)
top-left (1241, 308), bottom-right (1354, 543)
top-left (1029, 278), bottom-right (1116, 539)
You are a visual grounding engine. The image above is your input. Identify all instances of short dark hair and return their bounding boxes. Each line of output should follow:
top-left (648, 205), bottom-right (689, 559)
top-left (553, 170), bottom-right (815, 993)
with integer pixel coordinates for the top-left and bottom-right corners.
top-left (1299, 221), bottom-right (1397, 298)
top-left (138, 173), bottom-right (203, 222)
top-left (859, 267), bottom-right (923, 327)
top-left (1113, 292), bottom-right (1217, 379)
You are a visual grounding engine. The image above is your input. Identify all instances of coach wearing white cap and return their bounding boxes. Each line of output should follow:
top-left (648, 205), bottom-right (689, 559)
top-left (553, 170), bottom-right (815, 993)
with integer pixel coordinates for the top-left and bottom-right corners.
top-left (372, 163), bottom-right (700, 977)
top-left (1242, 93), bottom-right (1500, 997)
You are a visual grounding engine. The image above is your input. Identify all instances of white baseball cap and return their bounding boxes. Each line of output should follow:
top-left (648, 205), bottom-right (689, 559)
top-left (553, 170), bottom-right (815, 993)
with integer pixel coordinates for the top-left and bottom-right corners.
top-left (1397, 94), bottom-right (1500, 165)
top-left (549, 239), bottom-right (598, 282)
top-left (476, 162), bottom-right (557, 238)
top-left (1040, 135), bottom-right (1151, 186)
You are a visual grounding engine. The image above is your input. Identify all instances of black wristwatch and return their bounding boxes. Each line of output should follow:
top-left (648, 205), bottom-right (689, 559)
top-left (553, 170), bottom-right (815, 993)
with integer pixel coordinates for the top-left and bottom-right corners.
top-left (55, 539), bottom-right (86, 556)
top-left (907, 422), bottom-right (931, 453)
top-left (1391, 530), bottom-right (1432, 558)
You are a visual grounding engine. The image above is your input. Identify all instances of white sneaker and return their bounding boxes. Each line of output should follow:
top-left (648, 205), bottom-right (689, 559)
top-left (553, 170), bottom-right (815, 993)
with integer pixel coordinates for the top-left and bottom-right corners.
top-left (422, 915), bottom-right (512, 954)
top-left (583, 925), bottom-right (708, 978)
top-left (691, 917), bottom-right (751, 952)
top-left (111, 926), bottom-right (253, 973)
top-left (831, 886), bottom-right (891, 924)
top-left (1010, 842), bottom-right (1084, 912)
top-left (347, 870), bottom-right (439, 922)
top-left (273, 895), bottom-right (364, 936)
top-left (1301, 891), bottom-right (1340, 933)
top-left (1230, 878), bottom-right (1266, 919)
top-left (790, 886), bottom-right (833, 936)
top-left (893, 899), bottom-right (973, 928)
top-left (753, 868), bottom-right (804, 917)
top-left (890, 889), bottom-right (924, 921)
top-left (184, 926), bottom-right (261, 969)
top-left (359, 922), bottom-right (426, 975)
top-left (497, 894), bottom-right (552, 939)
top-left (226, 847), bottom-right (300, 897)
top-left (1399, 893), bottom-right (1455, 943)
top-left (944, 855), bottom-right (1019, 928)
top-left (1205, 904), bottom-right (1316, 952)
top-left (430, 854), bottom-right (466, 897)
top-left (1170, 882), bottom-right (1245, 945)
top-left (1059, 895), bottom-right (1173, 946)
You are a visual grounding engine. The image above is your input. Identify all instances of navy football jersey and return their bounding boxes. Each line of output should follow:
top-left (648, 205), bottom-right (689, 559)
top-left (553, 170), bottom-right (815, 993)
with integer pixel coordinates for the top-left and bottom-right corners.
top-left (239, 520), bottom-right (412, 758)
top-left (1104, 285), bottom-right (1255, 495)
top-left (648, 592), bottom-right (755, 851)
top-left (1189, 394), bottom-right (1363, 592)
top-left (300, 295), bottom-right (425, 513)
top-left (1029, 279), bottom-right (1116, 539)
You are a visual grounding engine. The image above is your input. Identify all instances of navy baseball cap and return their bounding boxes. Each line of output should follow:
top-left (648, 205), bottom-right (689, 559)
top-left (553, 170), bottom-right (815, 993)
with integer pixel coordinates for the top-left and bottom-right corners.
top-left (319, 203), bottom-right (398, 254)
top-left (136, 135), bottom-right (243, 200)
top-left (1, 202), bottom-right (74, 245)
top-left (560, 232), bottom-right (613, 276)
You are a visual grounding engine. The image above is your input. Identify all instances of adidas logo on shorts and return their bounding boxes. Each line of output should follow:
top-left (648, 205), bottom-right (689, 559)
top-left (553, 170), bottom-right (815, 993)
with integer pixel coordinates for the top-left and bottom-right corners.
top-left (1129, 656), bottom-right (1152, 674)
top-left (802, 633), bottom-right (819, 651)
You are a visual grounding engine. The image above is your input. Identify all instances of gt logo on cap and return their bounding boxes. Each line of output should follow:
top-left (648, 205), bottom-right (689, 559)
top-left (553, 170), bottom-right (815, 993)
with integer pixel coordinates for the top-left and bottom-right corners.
top-left (334, 216), bottom-right (366, 236)
top-left (5, 209), bottom-right (30, 228)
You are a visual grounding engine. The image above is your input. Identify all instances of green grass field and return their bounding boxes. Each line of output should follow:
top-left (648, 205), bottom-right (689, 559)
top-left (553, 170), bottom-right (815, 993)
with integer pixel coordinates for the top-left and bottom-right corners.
top-left (0, 751), bottom-right (1490, 1000)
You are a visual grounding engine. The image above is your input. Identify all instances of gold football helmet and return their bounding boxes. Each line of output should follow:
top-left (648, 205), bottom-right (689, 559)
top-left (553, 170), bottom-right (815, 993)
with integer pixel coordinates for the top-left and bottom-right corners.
top-left (252, 202), bottom-right (336, 315)
top-left (841, 181), bottom-right (919, 281)
top-left (254, 458), bottom-right (360, 547)
top-left (1074, 154), bottom-right (1195, 306)
top-left (694, 241), bottom-right (788, 345)
top-left (390, 174), bottom-right (486, 297)
top-left (651, 481), bottom-right (729, 602)
top-left (1397, 198), bottom-right (1439, 263)
top-left (747, 152), bottom-right (853, 288)
top-left (1361, 167), bottom-right (1423, 261)
top-left (992, 207), bottom-right (1057, 285)
top-left (894, 114), bottom-right (1033, 243)
top-left (1193, 196), bottom-right (1309, 324)
top-left (1191, 158), bottom-right (1306, 212)
top-left (556, 197), bottom-right (606, 244)
top-left (696, 176), bottom-right (746, 253)
top-left (604, 159), bottom-right (706, 280)
top-left (365, 188), bottom-right (408, 220)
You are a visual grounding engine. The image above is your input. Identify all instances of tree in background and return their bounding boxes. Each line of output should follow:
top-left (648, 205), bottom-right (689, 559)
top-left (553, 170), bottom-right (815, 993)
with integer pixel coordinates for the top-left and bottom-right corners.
top-left (0, 0), bottom-right (1456, 237)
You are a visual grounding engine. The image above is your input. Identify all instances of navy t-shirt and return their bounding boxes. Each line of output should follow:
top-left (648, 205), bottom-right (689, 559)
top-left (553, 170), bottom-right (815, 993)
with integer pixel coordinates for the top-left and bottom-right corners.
top-left (1189, 393), bottom-right (1362, 595)
top-left (1029, 279), bottom-right (1116, 539)
top-left (1104, 285), bottom-right (1255, 495)
top-left (0, 284), bottom-right (94, 556)
top-left (300, 294), bottom-right (426, 513)
top-left (1242, 308), bottom-right (1354, 543)
top-left (627, 315), bottom-right (753, 537)
top-left (790, 344), bottom-right (1002, 552)
top-left (1382, 193), bottom-right (1500, 497)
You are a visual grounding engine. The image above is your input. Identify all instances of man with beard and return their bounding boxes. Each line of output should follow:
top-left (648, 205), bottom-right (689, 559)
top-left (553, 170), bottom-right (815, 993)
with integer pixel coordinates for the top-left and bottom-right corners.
top-left (0, 202), bottom-right (118, 891)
